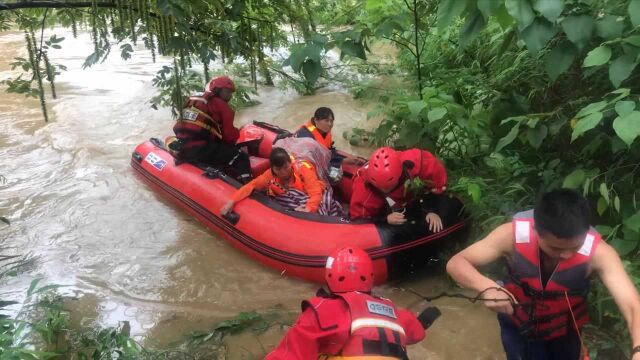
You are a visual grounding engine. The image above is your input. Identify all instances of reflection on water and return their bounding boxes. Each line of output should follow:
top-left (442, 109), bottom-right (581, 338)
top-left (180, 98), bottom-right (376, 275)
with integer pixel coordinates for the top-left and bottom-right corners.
top-left (0, 28), bottom-right (502, 359)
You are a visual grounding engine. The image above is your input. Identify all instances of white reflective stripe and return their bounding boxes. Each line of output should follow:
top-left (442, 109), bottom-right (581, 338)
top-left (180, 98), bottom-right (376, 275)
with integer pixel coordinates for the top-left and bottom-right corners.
top-left (350, 318), bottom-right (406, 335)
top-left (578, 233), bottom-right (595, 256)
top-left (326, 256), bottom-right (334, 269)
top-left (515, 220), bottom-right (530, 244)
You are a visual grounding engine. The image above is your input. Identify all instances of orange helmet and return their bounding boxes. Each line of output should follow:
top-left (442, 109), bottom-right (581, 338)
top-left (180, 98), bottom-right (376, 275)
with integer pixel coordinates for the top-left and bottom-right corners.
top-left (325, 247), bottom-right (374, 293)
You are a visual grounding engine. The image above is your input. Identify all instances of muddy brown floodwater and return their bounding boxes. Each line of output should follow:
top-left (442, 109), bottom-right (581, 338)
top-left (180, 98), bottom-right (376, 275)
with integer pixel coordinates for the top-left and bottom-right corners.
top-left (0, 28), bottom-right (503, 359)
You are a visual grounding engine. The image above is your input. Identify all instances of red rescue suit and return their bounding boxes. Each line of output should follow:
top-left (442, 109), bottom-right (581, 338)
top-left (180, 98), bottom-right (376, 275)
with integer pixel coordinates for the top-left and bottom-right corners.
top-left (504, 210), bottom-right (601, 340)
top-left (172, 94), bottom-right (239, 151)
top-left (266, 290), bottom-right (425, 360)
top-left (349, 149), bottom-right (447, 220)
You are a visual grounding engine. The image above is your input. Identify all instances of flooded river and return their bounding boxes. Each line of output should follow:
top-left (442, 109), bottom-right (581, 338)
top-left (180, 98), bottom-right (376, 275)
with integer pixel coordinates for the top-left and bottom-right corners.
top-left (0, 29), bottom-right (502, 358)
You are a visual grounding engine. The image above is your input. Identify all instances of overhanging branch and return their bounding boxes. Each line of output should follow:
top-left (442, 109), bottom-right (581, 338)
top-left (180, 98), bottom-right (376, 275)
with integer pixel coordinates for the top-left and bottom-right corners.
top-left (0, 1), bottom-right (117, 11)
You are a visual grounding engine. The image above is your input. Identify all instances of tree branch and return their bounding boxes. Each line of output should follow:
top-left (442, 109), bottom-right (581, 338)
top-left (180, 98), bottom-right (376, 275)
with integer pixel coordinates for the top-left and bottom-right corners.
top-left (381, 35), bottom-right (416, 57)
top-left (0, 1), bottom-right (275, 24)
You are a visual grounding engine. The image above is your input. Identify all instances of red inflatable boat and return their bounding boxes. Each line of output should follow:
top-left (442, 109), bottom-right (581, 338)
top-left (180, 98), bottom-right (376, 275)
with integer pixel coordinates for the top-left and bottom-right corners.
top-left (131, 121), bottom-right (468, 284)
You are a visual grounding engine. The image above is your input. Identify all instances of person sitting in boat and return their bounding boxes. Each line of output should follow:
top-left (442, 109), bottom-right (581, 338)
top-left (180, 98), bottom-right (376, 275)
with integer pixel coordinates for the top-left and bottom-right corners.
top-left (349, 147), bottom-right (448, 232)
top-left (220, 147), bottom-right (343, 216)
top-left (169, 75), bottom-right (252, 184)
top-left (294, 107), bottom-right (364, 182)
top-left (265, 246), bottom-right (440, 359)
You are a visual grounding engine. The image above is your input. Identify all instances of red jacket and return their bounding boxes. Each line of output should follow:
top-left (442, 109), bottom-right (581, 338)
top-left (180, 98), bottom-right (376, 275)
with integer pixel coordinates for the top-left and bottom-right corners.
top-left (207, 96), bottom-right (239, 144)
top-left (265, 291), bottom-right (425, 359)
top-left (349, 149), bottom-right (447, 220)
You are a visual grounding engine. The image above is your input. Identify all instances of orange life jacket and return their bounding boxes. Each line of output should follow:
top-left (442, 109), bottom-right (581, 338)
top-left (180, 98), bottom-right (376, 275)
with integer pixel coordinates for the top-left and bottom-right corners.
top-left (302, 121), bottom-right (333, 149)
top-left (267, 159), bottom-right (315, 196)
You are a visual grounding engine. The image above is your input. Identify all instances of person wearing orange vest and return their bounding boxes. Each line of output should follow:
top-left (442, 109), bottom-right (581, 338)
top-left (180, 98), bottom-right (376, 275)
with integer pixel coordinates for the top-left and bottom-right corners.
top-left (447, 189), bottom-right (640, 360)
top-left (171, 76), bottom-right (251, 183)
top-left (220, 147), bottom-right (342, 216)
top-left (265, 246), bottom-right (440, 359)
top-left (295, 107), bottom-right (364, 169)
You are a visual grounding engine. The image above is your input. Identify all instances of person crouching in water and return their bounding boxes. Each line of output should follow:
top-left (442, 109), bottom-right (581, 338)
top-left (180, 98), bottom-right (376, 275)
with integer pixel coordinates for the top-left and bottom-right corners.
top-left (170, 76), bottom-right (252, 183)
top-left (265, 246), bottom-right (439, 359)
top-left (220, 147), bottom-right (343, 216)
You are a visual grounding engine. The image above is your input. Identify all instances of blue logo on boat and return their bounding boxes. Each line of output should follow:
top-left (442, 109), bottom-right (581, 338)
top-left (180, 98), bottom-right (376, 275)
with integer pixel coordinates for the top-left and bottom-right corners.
top-left (145, 152), bottom-right (167, 171)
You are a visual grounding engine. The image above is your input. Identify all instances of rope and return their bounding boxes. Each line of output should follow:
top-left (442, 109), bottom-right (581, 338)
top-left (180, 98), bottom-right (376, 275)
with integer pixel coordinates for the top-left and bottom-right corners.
top-left (408, 287), bottom-right (526, 308)
top-left (565, 291), bottom-right (589, 360)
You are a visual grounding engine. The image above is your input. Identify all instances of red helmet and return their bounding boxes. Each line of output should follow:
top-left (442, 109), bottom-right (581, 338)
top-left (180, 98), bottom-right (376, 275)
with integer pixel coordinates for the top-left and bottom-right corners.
top-left (325, 247), bottom-right (374, 293)
top-left (206, 76), bottom-right (236, 93)
top-left (366, 147), bottom-right (402, 191)
top-left (237, 124), bottom-right (264, 144)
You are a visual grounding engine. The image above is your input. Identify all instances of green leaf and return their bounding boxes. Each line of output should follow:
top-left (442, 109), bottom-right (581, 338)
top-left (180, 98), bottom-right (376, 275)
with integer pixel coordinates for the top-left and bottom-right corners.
top-left (478, 0), bottom-right (501, 18)
top-left (301, 59), bottom-right (321, 85)
top-left (600, 183), bottom-right (610, 203)
top-left (609, 54), bottom-right (638, 87)
top-left (630, 0), bottom-right (640, 28)
top-left (427, 107), bottom-right (448, 122)
top-left (544, 42), bottom-right (576, 81)
top-left (571, 112), bottom-right (603, 142)
top-left (583, 46), bottom-right (612, 67)
top-left (612, 111), bottom-right (640, 146)
top-left (626, 211), bottom-right (640, 232)
top-left (533, 0), bottom-right (564, 22)
top-left (624, 35), bottom-right (640, 47)
top-left (496, 123), bottom-right (521, 152)
top-left (460, 9), bottom-right (487, 47)
top-left (505, 0), bottom-right (535, 29)
top-left (610, 237), bottom-right (637, 256)
top-left (561, 15), bottom-right (594, 49)
top-left (495, 5), bottom-right (515, 29)
top-left (614, 196), bottom-right (621, 213)
top-left (398, 120), bottom-right (423, 147)
top-left (596, 225), bottom-right (614, 236)
top-left (437, 0), bottom-right (467, 31)
top-left (27, 278), bottom-right (42, 297)
top-left (563, 169), bottom-right (586, 189)
top-left (615, 100), bottom-right (636, 117)
top-left (527, 124), bottom-right (548, 148)
top-left (596, 15), bottom-right (625, 40)
top-left (576, 101), bottom-right (607, 118)
top-left (597, 197), bottom-right (608, 215)
top-left (339, 40), bottom-right (366, 60)
top-left (468, 183), bottom-right (481, 203)
top-left (407, 101), bottom-right (426, 118)
top-left (520, 18), bottom-right (557, 54)
top-left (287, 46), bottom-right (306, 72)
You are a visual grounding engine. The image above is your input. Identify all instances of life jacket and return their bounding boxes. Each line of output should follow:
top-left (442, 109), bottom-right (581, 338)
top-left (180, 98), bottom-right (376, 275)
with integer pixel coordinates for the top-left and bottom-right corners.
top-left (301, 121), bottom-right (333, 150)
top-left (305, 290), bottom-right (408, 359)
top-left (266, 158), bottom-right (317, 197)
top-left (172, 94), bottom-right (223, 150)
top-left (503, 210), bottom-right (601, 340)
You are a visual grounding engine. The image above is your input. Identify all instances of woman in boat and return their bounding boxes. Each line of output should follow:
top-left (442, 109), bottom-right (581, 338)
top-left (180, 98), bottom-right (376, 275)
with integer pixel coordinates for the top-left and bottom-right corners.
top-left (220, 147), bottom-right (343, 216)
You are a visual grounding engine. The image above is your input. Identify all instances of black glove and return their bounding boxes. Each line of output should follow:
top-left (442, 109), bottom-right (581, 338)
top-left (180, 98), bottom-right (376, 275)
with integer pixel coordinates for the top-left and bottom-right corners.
top-left (417, 306), bottom-right (441, 329)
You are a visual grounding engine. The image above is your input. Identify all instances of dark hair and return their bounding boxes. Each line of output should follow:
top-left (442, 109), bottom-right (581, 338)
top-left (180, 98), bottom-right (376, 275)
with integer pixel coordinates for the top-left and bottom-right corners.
top-left (312, 107), bottom-right (334, 122)
top-left (270, 148), bottom-right (291, 168)
top-left (534, 189), bottom-right (591, 239)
